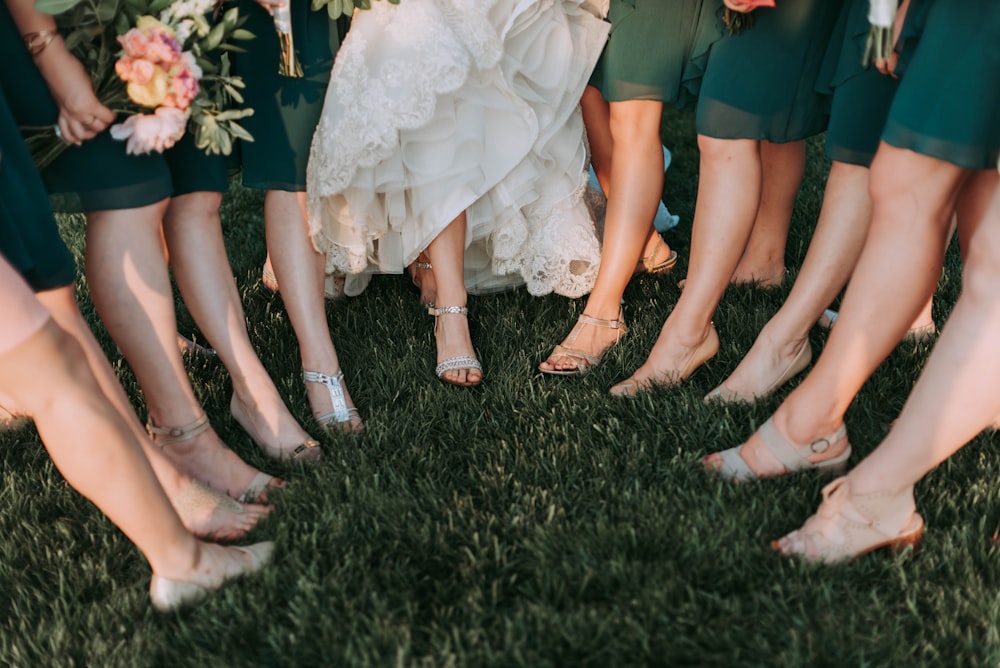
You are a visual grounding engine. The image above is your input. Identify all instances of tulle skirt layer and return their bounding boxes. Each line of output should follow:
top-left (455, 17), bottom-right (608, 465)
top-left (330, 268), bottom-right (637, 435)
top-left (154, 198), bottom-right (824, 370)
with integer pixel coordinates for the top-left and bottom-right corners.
top-left (306, 0), bottom-right (609, 297)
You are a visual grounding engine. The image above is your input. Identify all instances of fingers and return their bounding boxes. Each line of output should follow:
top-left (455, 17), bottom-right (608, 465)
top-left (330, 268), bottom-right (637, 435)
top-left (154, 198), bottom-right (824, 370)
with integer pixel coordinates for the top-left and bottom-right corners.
top-left (57, 103), bottom-right (116, 145)
top-left (874, 55), bottom-right (900, 79)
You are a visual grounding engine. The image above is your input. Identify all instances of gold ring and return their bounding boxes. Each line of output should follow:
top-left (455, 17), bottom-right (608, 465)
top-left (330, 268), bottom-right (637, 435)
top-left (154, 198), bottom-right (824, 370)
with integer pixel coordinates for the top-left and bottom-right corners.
top-left (83, 116), bottom-right (97, 128)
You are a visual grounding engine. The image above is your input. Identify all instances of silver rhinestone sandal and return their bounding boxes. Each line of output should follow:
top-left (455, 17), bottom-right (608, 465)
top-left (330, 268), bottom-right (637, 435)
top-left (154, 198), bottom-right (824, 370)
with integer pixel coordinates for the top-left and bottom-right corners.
top-left (302, 369), bottom-right (363, 432)
top-left (429, 305), bottom-right (482, 386)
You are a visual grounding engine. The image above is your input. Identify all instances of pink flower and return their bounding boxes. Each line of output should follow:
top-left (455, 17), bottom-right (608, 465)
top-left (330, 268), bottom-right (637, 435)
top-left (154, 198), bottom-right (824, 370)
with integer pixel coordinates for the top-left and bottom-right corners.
top-left (115, 57), bottom-right (157, 85)
top-left (118, 29), bottom-right (149, 58)
top-left (109, 107), bottom-right (189, 155)
top-left (144, 31), bottom-right (183, 68)
top-left (162, 59), bottom-right (200, 110)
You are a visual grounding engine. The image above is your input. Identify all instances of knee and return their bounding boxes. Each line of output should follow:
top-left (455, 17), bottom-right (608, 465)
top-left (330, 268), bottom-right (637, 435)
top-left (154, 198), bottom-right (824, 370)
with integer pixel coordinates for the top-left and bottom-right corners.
top-left (696, 134), bottom-right (757, 164)
top-left (168, 191), bottom-right (223, 223)
top-left (608, 101), bottom-right (661, 148)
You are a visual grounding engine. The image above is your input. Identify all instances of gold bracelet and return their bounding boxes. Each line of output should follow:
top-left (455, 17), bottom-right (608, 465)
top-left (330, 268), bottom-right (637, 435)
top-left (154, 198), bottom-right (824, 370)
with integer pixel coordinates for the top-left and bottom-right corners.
top-left (23, 29), bottom-right (59, 57)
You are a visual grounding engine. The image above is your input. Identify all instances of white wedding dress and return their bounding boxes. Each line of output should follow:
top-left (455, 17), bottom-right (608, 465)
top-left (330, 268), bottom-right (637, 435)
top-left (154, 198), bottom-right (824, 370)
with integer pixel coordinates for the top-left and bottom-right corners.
top-left (306, 0), bottom-right (609, 298)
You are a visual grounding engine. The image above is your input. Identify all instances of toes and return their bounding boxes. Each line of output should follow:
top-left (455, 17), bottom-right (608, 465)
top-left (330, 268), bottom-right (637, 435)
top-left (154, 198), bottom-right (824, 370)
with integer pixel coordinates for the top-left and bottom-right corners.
top-left (701, 453), bottom-right (722, 472)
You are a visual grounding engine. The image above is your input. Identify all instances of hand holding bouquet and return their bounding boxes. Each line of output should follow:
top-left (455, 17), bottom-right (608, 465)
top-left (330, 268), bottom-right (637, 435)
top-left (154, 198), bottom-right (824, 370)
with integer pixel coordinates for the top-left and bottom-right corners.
top-left (27, 0), bottom-right (256, 167)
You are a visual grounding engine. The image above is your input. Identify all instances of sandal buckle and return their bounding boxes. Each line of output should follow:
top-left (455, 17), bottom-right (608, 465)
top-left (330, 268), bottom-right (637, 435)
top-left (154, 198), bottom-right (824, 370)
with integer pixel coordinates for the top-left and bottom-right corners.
top-left (811, 438), bottom-right (831, 454)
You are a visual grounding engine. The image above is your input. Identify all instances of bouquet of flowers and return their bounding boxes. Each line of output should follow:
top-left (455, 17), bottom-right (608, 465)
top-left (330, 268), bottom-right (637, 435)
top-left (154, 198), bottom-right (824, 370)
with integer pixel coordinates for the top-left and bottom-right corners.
top-left (26, 0), bottom-right (255, 169)
top-left (723, 0), bottom-right (776, 35)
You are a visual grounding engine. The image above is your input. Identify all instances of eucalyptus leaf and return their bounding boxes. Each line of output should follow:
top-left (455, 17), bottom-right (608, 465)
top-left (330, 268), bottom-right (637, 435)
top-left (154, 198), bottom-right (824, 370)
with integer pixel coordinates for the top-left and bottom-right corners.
top-left (227, 120), bottom-right (254, 142)
top-left (34, 0), bottom-right (85, 16)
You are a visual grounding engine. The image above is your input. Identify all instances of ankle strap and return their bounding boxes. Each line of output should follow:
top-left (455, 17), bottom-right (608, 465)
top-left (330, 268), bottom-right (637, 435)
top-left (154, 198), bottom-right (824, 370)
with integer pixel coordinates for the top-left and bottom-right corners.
top-left (146, 414), bottom-right (210, 445)
top-left (428, 305), bottom-right (468, 317)
top-left (303, 369), bottom-right (344, 384)
top-left (578, 312), bottom-right (624, 330)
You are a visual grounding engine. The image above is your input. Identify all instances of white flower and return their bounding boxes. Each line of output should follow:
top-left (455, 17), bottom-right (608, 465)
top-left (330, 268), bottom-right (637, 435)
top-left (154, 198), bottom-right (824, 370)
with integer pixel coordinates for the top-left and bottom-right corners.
top-left (110, 107), bottom-right (189, 155)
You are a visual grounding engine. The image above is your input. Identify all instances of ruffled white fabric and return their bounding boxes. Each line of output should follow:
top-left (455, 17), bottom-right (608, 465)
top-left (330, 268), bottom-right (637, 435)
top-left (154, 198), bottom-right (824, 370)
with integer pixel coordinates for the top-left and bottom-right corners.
top-left (306, 0), bottom-right (609, 297)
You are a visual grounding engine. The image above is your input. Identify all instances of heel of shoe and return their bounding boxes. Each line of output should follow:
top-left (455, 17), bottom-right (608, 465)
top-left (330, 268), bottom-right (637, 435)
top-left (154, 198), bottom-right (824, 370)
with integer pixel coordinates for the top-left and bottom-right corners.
top-left (888, 527), bottom-right (922, 556)
top-left (149, 575), bottom-right (209, 613)
top-left (887, 515), bottom-right (924, 556)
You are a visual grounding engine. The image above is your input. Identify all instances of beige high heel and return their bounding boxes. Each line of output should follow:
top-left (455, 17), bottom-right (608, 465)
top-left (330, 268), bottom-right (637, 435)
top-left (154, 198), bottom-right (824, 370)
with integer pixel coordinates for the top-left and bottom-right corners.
top-left (637, 236), bottom-right (679, 275)
top-left (149, 541), bottom-right (274, 613)
top-left (229, 394), bottom-right (322, 463)
top-left (706, 417), bottom-right (851, 483)
top-left (609, 323), bottom-right (719, 397)
top-left (147, 414), bottom-right (277, 504)
top-left (772, 477), bottom-right (923, 564)
top-left (540, 307), bottom-right (628, 377)
top-left (704, 339), bottom-right (812, 404)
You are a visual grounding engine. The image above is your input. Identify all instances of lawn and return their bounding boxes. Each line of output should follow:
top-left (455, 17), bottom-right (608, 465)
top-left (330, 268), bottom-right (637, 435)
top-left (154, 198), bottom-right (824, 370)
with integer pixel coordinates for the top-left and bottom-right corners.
top-left (2, 108), bottom-right (999, 667)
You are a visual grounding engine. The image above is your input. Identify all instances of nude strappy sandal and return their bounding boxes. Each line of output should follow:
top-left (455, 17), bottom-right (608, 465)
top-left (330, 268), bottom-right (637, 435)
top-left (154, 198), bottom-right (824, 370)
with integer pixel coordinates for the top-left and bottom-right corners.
top-left (146, 414), bottom-right (276, 504)
top-left (772, 476), bottom-right (923, 564)
top-left (708, 417), bottom-right (851, 483)
top-left (540, 308), bottom-right (628, 377)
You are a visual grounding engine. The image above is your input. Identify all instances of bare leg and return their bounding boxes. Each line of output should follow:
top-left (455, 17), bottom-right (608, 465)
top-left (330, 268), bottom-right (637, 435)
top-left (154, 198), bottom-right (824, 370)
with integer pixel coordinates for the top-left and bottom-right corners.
top-left (426, 211), bottom-right (482, 386)
top-left (84, 201), bottom-right (279, 501)
top-left (163, 192), bottom-right (318, 460)
top-left (582, 85), bottom-right (613, 193)
top-left (264, 190), bottom-right (362, 430)
top-left (711, 145), bottom-right (968, 477)
top-left (730, 140), bottom-right (805, 285)
top-left (851, 179), bottom-right (1000, 493)
top-left (540, 99), bottom-right (665, 373)
top-left (0, 318), bottom-right (270, 602)
top-left (774, 176), bottom-right (1000, 561)
top-left (611, 135), bottom-right (764, 392)
top-left (708, 161), bottom-right (871, 401)
top-left (583, 87), bottom-right (674, 277)
top-left (35, 285), bottom-right (267, 539)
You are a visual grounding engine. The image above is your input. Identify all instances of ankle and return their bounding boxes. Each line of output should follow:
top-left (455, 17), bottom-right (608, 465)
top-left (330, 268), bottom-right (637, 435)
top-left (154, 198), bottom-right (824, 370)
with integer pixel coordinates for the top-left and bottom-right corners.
top-left (772, 407), bottom-right (843, 448)
top-left (150, 540), bottom-right (203, 581)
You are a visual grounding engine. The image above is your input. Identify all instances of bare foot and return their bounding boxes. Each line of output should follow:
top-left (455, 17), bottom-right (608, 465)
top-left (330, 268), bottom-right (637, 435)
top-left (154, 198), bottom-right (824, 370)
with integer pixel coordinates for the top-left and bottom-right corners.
top-left (170, 478), bottom-right (271, 541)
top-left (230, 392), bottom-right (322, 462)
top-left (705, 332), bottom-right (811, 403)
top-left (610, 323), bottom-right (718, 396)
top-left (432, 307), bottom-right (481, 386)
top-left (150, 420), bottom-right (284, 503)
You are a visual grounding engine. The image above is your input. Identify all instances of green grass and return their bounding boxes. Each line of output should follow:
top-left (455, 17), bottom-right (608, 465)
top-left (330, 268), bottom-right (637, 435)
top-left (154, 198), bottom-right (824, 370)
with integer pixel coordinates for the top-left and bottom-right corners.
top-left (2, 108), bottom-right (998, 667)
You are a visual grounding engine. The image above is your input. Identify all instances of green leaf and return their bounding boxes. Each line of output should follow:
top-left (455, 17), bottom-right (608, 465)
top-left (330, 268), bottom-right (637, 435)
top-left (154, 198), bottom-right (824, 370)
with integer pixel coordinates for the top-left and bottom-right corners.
top-left (222, 6), bottom-right (240, 28)
top-left (200, 22), bottom-right (226, 51)
top-left (113, 13), bottom-right (130, 35)
top-left (225, 120), bottom-right (254, 142)
top-left (231, 28), bottom-right (255, 41)
top-left (147, 0), bottom-right (173, 12)
top-left (34, 0), bottom-right (85, 15)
